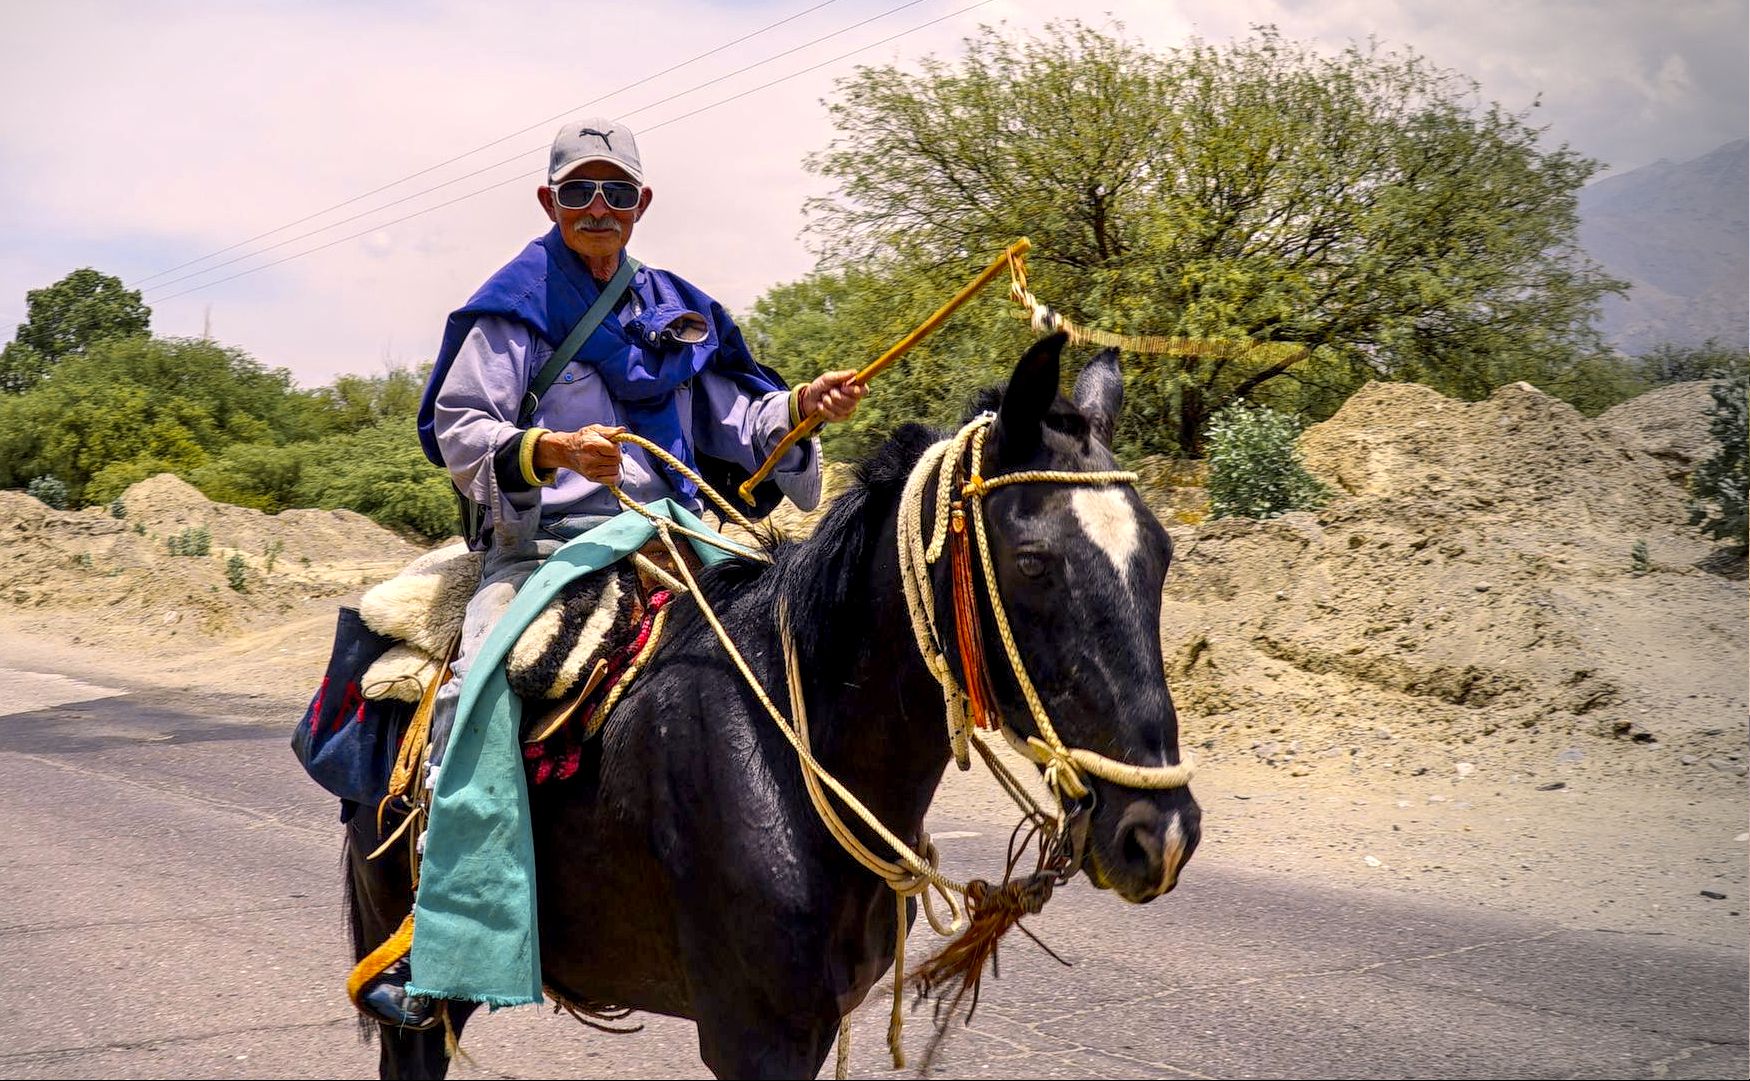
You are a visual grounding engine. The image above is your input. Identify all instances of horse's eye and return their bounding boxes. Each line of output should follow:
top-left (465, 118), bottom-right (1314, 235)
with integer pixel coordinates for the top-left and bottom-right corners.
top-left (1015, 553), bottom-right (1048, 578)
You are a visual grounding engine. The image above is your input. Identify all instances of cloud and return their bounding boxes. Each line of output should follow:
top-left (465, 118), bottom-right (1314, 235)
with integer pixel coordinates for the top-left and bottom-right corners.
top-left (1, 0), bottom-right (1742, 385)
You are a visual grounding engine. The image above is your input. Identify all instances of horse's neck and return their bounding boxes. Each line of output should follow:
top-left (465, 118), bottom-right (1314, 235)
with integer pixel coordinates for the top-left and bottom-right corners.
top-left (795, 519), bottom-right (951, 842)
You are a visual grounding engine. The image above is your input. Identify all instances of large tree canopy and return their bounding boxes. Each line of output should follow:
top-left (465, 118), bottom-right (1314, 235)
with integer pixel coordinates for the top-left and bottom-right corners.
top-left (3, 268), bottom-right (152, 393)
top-left (758, 23), bottom-right (1625, 456)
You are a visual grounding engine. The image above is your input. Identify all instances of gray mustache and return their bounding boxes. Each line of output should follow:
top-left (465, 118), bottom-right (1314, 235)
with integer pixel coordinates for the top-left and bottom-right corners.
top-left (571, 216), bottom-right (623, 235)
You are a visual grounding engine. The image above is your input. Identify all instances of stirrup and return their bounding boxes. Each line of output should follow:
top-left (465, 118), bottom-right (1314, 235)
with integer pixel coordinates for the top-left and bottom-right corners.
top-left (347, 914), bottom-right (437, 1030)
top-left (354, 957), bottom-right (439, 1031)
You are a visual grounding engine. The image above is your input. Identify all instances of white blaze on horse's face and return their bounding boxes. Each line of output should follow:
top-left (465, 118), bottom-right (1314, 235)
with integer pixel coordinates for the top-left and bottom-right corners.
top-left (1071, 487), bottom-right (1141, 580)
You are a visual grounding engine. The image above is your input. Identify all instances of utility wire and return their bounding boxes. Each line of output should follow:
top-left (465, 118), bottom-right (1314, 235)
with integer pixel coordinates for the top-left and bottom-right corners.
top-left (129, 0), bottom-right (842, 287)
top-left (143, 0), bottom-right (930, 298)
top-left (146, 0), bottom-right (992, 306)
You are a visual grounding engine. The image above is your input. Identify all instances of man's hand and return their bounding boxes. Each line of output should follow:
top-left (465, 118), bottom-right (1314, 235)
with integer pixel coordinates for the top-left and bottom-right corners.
top-left (533, 424), bottom-right (624, 485)
top-left (799, 370), bottom-right (867, 422)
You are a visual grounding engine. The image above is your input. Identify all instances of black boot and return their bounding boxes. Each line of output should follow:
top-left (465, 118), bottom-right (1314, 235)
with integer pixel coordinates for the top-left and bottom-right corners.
top-left (355, 958), bottom-right (439, 1030)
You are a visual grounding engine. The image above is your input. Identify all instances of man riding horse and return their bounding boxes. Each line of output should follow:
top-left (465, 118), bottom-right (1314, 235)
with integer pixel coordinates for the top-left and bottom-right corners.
top-left (357, 117), bottom-right (867, 1027)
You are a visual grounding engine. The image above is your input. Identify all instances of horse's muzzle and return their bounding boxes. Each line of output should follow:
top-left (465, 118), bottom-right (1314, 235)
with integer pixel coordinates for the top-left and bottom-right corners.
top-left (1093, 792), bottom-right (1201, 903)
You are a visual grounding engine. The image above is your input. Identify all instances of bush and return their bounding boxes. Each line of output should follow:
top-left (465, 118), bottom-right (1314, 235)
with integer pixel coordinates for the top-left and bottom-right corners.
top-left (1689, 376), bottom-right (1748, 555)
top-left (26, 474), bottom-right (68, 509)
top-left (84, 457), bottom-right (175, 506)
top-left (225, 553), bottom-right (248, 592)
top-left (108, 497), bottom-right (127, 519)
top-left (1638, 341), bottom-right (1748, 386)
top-left (1205, 402), bottom-right (1329, 519)
top-left (1630, 539), bottom-right (1651, 576)
top-left (295, 422), bottom-right (458, 539)
top-left (167, 525), bottom-right (212, 557)
top-left (185, 441), bottom-right (307, 513)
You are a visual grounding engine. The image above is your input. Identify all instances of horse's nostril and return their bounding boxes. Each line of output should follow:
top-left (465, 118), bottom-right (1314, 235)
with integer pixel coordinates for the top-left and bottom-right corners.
top-left (1122, 826), bottom-right (1150, 870)
top-left (1115, 804), bottom-right (1165, 873)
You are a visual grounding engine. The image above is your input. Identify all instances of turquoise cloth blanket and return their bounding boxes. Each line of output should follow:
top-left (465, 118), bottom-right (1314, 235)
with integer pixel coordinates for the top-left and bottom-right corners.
top-left (407, 501), bottom-right (738, 1006)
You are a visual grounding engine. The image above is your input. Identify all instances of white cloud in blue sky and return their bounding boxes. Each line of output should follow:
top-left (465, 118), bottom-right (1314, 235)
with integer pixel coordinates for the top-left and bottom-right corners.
top-left (1, 0), bottom-right (1743, 384)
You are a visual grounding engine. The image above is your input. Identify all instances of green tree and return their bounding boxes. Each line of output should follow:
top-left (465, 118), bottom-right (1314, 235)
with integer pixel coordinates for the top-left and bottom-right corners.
top-left (0, 341), bottom-right (51, 394)
top-left (1637, 341), bottom-right (1749, 387)
top-left (0, 336), bottom-right (299, 501)
top-left (786, 22), bottom-right (1623, 454)
top-left (10, 268), bottom-right (150, 379)
top-left (309, 365), bottom-right (428, 433)
top-left (1689, 376), bottom-right (1747, 556)
top-left (185, 442), bottom-right (309, 512)
top-left (747, 267), bottom-right (1026, 460)
top-left (295, 422), bottom-right (458, 539)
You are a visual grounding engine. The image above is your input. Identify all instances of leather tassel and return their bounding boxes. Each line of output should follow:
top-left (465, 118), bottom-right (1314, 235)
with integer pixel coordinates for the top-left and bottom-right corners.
top-left (949, 505), bottom-right (1001, 730)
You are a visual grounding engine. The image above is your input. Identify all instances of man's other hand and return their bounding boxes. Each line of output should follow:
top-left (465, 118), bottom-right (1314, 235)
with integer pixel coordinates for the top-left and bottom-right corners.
top-left (800, 370), bottom-right (867, 422)
top-left (534, 424), bottom-right (624, 485)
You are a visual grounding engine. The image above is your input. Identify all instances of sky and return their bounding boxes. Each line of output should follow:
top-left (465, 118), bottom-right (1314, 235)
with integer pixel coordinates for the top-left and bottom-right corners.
top-left (2, 0), bottom-right (1745, 386)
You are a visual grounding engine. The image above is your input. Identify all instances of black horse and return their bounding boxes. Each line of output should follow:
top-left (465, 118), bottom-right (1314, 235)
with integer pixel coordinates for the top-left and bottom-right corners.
top-left (343, 332), bottom-right (1201, 1078)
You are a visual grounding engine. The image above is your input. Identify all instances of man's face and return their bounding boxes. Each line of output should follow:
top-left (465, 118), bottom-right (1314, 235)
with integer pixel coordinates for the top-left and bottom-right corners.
top-left (538, 161), bottom-right (653, 266)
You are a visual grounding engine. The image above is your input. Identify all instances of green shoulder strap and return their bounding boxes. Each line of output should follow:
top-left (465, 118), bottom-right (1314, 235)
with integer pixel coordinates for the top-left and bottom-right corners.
top-left (517, 254), bottom-right (643, 427)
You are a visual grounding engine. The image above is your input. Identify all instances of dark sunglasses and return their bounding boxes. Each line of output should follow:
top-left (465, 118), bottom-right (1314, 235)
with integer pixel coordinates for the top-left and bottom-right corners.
top-left (551, 179), bottom-right (641, 211)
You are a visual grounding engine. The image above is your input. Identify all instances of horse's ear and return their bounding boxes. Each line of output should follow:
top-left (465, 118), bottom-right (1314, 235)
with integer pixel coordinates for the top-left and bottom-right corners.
top-left (1072, 348), bottom-right (1123, 447)
top-left (995, 331), bottom-right (1067, 463)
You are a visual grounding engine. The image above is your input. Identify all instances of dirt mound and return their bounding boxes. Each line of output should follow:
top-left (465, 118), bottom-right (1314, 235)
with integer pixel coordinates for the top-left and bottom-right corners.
top-left (1593, 379), bottom-right (1723, 485)
top-left (1162, 380), bottom-right (1744, 788)
top-left (0, 475), bottom-right (421, 656)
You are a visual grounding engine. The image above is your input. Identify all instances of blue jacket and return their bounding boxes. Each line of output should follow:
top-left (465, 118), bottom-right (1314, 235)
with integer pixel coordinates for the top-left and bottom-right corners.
top-left (419, 229), bottom-right (815, 536)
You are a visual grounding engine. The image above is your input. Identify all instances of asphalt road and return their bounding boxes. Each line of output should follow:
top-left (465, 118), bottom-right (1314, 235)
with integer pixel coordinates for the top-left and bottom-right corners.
top-left (0, 669), bottom-right (1744, 1080)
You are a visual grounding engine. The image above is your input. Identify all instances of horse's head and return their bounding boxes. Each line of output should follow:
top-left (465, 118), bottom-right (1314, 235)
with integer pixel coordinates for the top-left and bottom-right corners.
top-left (955, 331), bottom-right (1200, 903)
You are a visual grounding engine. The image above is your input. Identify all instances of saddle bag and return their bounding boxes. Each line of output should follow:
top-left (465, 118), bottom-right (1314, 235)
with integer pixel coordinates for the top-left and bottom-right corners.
top-left (292, 606), bottom-right (413, 809)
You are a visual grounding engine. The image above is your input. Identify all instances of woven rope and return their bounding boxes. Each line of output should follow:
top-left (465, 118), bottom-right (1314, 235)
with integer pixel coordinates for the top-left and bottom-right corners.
top-left (1006, 251), bottom-right (1307, 363)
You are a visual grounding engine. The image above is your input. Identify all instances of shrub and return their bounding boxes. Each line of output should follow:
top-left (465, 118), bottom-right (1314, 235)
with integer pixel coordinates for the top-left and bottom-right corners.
top-left (225, 553), bottom-right (248, 592)
top-left (1205, 403), bottom-right (1329, 519)
top-left (26, 474), bottom-right (68, 509)
top-left (84, 457), bottom-right (174, 507)
top-left (108, 497), bottom-right (127, 519)
top-left (1689, 376), bottom-right (1748, 555)
top-left (167, 525), bottom-right (212, 557)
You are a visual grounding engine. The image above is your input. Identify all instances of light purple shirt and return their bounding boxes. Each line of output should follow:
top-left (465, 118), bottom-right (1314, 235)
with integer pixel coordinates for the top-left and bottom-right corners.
top-left (434, 314), bottom-right (819, 538)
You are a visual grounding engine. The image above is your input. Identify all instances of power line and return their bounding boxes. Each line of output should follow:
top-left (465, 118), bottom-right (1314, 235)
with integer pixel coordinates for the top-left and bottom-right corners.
top-left (143, 0), bottom-right (931, 298)
top-left (146, 0), bottom-right (993, 306)
top-left (129, 0), bottom-right (843, 288)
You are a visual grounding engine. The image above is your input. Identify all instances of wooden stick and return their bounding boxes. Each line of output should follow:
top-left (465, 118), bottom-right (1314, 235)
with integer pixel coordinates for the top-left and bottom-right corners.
top-left (737, 238), bottom-right (1032, 507)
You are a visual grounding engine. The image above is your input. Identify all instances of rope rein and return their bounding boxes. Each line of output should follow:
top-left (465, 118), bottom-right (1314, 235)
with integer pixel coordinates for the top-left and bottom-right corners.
top-left (1004, 250), bottom-right (1309, 363)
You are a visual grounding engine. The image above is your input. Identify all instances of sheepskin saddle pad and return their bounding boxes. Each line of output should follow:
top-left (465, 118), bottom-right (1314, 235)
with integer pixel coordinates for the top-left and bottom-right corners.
top-left (355, 543), bottom-right (643, 704)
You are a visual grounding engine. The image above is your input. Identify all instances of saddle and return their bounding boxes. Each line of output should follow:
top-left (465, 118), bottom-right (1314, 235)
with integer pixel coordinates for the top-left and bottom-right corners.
top-left (356, 540), bottom-right (694, 751)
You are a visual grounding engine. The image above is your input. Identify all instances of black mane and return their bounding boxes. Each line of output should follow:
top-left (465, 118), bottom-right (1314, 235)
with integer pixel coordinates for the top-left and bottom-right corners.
top-left (677, 422), bottom-right (943, 677)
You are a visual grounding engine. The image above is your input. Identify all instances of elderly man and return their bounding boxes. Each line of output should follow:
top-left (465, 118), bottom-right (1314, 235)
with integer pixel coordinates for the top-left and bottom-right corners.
top-left (360, 117), bottom-right (864, 1028)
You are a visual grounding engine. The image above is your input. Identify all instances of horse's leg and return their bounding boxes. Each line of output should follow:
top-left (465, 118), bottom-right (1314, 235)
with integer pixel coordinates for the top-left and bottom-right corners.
top-left (693, 991), bottom-right (839, 1080)
top-left (375, 1001), bottom-right (479, 1081)
top-left (345, 807), bottom-right (469, 1080)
